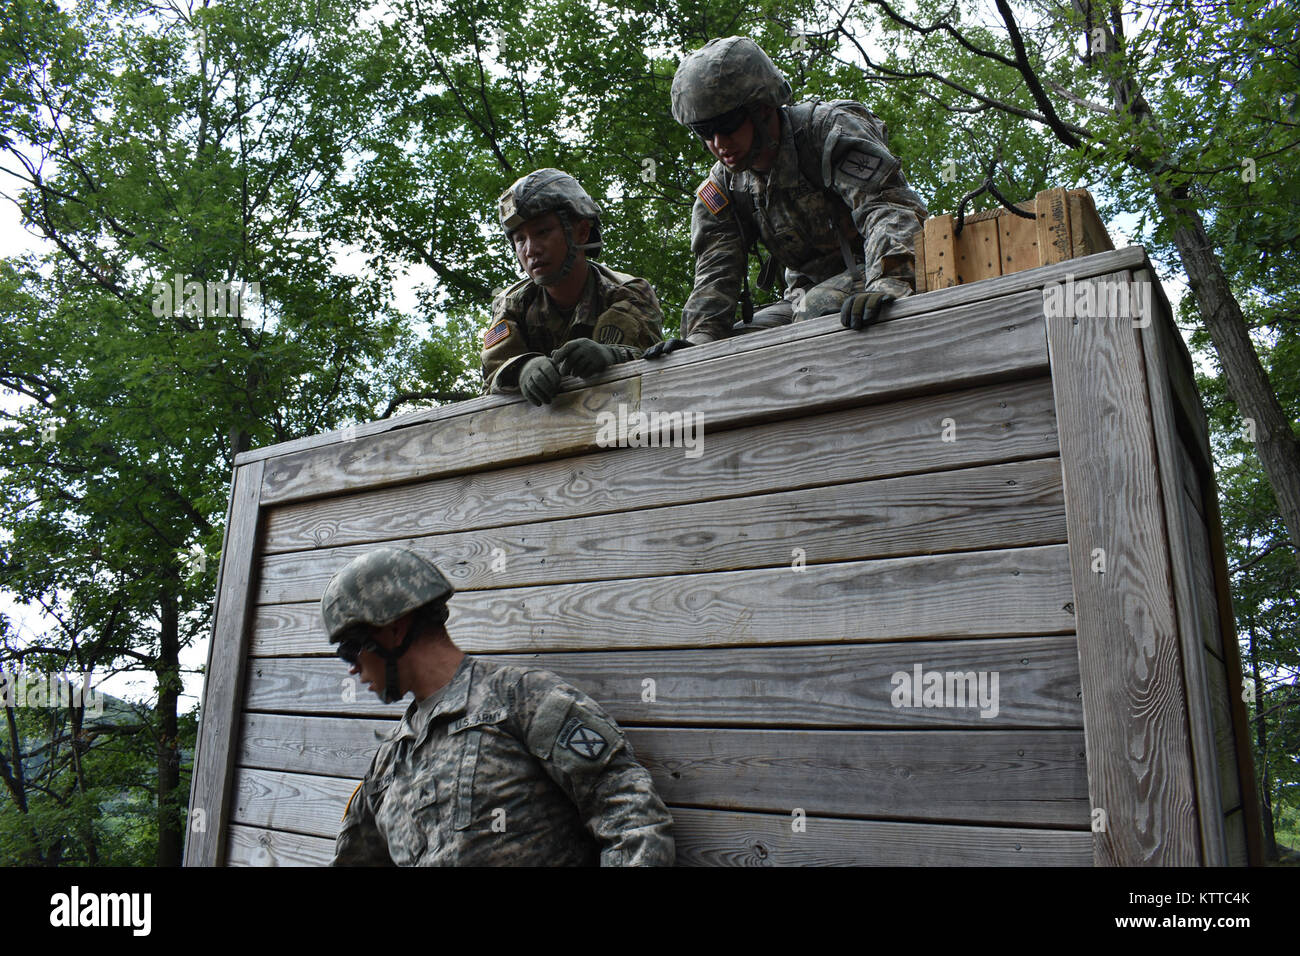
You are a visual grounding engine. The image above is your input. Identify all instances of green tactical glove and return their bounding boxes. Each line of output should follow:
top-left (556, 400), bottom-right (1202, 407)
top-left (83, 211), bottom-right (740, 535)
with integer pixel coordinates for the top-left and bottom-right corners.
top-left (518, 355), bottom-right (562, 406)
top-left (552, 338), bottom-right (637, 378)
top-left (642, 338), bottom-right (694, 360)
top-left (839, 291), bottom-right (895, 331)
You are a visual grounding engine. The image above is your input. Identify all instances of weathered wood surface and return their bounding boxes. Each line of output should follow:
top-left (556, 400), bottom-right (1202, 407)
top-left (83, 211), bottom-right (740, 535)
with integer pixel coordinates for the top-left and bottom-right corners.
top-left (1203, 652), bottom-right (1243, 813)
top-left (232, 247), bottom-right (1147, 473)
top-left (262, 378), bottom-right (1060, 553)
top-left (225, 810), bottom-right (1093, 867)
top-left (1135, 266), bottom-right (1211, 457)
top-left (256, 459), bottom-right (1066, 602)
top-left (1138, 285), bottom-right (1228, 865)
top-left (1045, 272), bottom-right (1200, 865)
top-left (636, 729), bottom-right (1088, 826)
top-left (248, 544), bottom-right (1076, 657)
top-left (230, 729), bottom-right (1088, 839)
top-left (258, 293), bottom-right (1049, 505)
top-left (184, 459), bottom-right (264, 867)
top-left (1224, 810), bottom-right (1249, 867)
top-left (240, 636), bottom-right (1084, 734)
top-left (669, 808), bottom-right (1093, 866)
top-left (226, 823), bottom-right (335, 867)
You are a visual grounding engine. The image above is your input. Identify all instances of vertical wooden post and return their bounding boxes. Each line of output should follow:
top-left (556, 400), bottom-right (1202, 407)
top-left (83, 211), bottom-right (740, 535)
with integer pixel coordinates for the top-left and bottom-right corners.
top-left (1044, 270), bottom-right (1201, 864)
top-left (184, 459), bottom-right (264, 866)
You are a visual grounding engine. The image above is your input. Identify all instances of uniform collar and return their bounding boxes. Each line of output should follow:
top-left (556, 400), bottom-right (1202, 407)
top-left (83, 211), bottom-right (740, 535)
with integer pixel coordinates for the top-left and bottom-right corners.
top-left (394, 656), bottom-right (474, 745)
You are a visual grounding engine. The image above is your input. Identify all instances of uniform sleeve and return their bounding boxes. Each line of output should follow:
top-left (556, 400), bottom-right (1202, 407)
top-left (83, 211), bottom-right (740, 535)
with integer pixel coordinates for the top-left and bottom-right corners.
top-left (819, 105), bottom-right (929, 298)
top-left (514, 672), bottom-right (675, 866)
top-left (331, 755), bottom-right (395, 867)
top-left (681, 171), bottom-right (747, 343)
top-left (590, 276), bottom-right (664, 356)
top-left (481, 291), bottom-right (543, 395)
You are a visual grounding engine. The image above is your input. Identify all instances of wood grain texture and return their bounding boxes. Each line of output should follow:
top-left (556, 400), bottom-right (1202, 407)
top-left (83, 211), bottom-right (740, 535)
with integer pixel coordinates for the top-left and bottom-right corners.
top-left (637, 291), bottom-right (1048, 427)
top-left (1045, 271), bottom-right (1200, 865)
top-left (226, 823), bottom-right (335, 867)
top-left (232, 767), bottom-right (359, 837)
top-left (1224, 810), bottom-right (1249, 867)
top-left (1135, 267), bottom-right (1211, 459)
top-left (248, 544), bottom-right (1076, 657)
top-left (231, 248), bottom-right (1148, 471)
top-left (1202, 652), bottom-right (1243, 813)
top-left (184, 459), bottom-right (264, 867)
top-left (924, 213), bottom-right (958, 289)
top-left (636, 728), bottom-right (1088, 826)
top-left (670, 807), bottom-right (1092, 866)
top-left (1035, 188), bottom-right (1073, 265)
top-left (258, 294), bottom-right (1050, 506)
top-left (957, 218), bottom-right (1002, 283)
top-left (239, 636), bottom-right (1084, 728)
top-left (259, 376), bottom-right (641, 506)
top-left (228, 729), bottom-right (1088, 840)
top-left (261, 379), bottom-right (1061, 553)
top-left (223, 811), bottom-right (1093, 867)
top-left (256, 458), bottom-right (1067, 602)
top-left (1138, 290), bottom-right (1228, 865)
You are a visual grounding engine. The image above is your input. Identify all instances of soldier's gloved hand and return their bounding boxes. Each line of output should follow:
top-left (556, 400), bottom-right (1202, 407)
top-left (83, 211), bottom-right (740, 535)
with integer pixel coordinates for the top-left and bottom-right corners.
top-left (552, 338), bottom-right (634, 378)
top-left (642, 338), bottom-right (695, 360)
top-left (839, 291), bottom-right (895, 331)
top-left (518, 355), bottom-right (562, 406)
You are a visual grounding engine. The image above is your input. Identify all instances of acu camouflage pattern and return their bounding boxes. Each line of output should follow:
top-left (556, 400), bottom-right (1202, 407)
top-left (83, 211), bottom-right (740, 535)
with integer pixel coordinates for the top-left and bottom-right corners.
top-left (670, 36), bottom-right (791, 125)
top-left (683, 100), bottom-right (929, 341)
top-left (481, 261), bottom-right (664, 393)
top-left (320, 547), bottom-right (455, 643)
top-left (333, 656), bottom-right (675, 866)
top-left (498, 168), bottom-right (602, 248)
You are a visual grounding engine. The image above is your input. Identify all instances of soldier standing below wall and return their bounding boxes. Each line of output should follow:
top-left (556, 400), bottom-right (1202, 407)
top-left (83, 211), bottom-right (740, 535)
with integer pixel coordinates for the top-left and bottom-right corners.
top-left (323, 546), bottom-right (675, 866)
top-left (645, 36), bottom-right (929, 359)
top-left (482, 169), bottom-right (664, 404)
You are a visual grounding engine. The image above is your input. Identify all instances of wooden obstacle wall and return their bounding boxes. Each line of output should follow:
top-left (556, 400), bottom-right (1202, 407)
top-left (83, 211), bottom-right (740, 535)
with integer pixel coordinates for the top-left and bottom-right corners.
top-left (185, 245), bottom-right (1260, 866)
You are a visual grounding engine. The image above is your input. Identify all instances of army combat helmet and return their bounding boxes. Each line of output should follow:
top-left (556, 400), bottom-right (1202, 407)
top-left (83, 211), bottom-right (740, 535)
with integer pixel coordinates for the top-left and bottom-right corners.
top-left (498, 168), bottom-right (602, 287)
top-left (321, 547), bottom-right (454, 704)
top-left (671, 37), bottom-right (792, 163)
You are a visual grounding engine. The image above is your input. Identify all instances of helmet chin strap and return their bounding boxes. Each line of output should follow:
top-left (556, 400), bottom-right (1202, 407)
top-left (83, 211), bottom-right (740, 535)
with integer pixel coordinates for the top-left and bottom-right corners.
top-left (532, 211), bottom-right (597, 287)
top-left (740, 104), bottom-right (780, 171)
top-left (375, 628), bottom-right (418, 704)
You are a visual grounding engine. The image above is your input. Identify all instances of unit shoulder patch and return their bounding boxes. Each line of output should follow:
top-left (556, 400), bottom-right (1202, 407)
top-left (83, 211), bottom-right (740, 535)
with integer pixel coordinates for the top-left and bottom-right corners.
top-left (557, 716), bottom-right (608, 760)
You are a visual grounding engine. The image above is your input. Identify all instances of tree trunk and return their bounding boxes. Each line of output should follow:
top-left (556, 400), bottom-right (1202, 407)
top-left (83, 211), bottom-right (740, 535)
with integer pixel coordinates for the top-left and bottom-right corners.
top-left (1158, 196), bottom-right (1300, 578)
top-left (155, 594), bottom-right (182, 866)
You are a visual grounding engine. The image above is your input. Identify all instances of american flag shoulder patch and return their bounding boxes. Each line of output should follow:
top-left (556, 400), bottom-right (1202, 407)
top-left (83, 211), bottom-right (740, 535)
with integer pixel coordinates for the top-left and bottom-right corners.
top-left (483, 319), bottom-right (511, 348)
top-left (697, 180), bottom-right (729, 215)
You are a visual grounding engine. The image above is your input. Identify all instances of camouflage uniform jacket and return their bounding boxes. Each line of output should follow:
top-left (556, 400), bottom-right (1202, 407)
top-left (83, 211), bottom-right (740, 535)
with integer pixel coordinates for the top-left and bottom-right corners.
top-left (683, 99), bottom-right (929, 341)
top-left (481, 261), bottom-right (664, 393)
top-left (332, 656), bottom-right (675, 866)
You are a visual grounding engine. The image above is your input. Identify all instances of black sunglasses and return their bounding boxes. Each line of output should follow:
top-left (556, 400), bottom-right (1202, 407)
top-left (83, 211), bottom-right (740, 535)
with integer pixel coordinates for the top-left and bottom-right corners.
top-left (336, 634), bottom-right (378, 665)
top-left (688, 107), bottom-right (750, 140)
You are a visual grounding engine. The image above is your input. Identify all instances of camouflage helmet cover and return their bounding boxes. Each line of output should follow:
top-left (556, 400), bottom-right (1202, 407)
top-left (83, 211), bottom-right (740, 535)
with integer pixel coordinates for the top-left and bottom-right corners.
top-left (670, 36), bottom-right (792, 127)
top-left (498, 168), bottom-right (602, 239)
top-left (320, 547), bottom-right (455, 643)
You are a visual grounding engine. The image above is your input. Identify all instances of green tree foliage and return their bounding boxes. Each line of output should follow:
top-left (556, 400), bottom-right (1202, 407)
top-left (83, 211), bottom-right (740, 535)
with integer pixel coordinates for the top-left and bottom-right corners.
top-left (0, 0), bottom-right (410, 864)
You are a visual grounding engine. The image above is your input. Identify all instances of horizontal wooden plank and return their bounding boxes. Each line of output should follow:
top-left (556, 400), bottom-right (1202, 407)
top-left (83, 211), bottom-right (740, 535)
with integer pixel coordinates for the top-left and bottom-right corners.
top-left (257, 458), bottom-right (1066, 602)
top-left (226, 823), bottom-right (335, 867)
top-left (250, 544), bottom-right (1077, 657)
top-left (637, 728), bottom-right (1087, 826)
top-left (224, 808), bottom-right (1095, 867)
top-left (261, 378), bottom-right (1060, 553)
top-left (241, 636), bottom-right (1083, 727)
top-left (637, 290), bottom-right (1048, 430)
top-left (233, 767), bottom-right (358, 838)
top-left (232, 246), bottom-right (1147, 471)
top-left (230, 729), bottom-right (1087, 841)
top-left (258, 294), bottom-right (1049, 505)
top-left (670, 807), bottom-right (1094, 866)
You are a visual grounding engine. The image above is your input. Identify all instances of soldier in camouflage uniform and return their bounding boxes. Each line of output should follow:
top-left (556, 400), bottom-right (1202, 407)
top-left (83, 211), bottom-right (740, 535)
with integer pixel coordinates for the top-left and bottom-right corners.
top-left (645, 37), bottom-right (929, 359)
top-left (322, 546), bottom-right (675, 866)
top-left (483, 168), bottom-right (664, 404)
